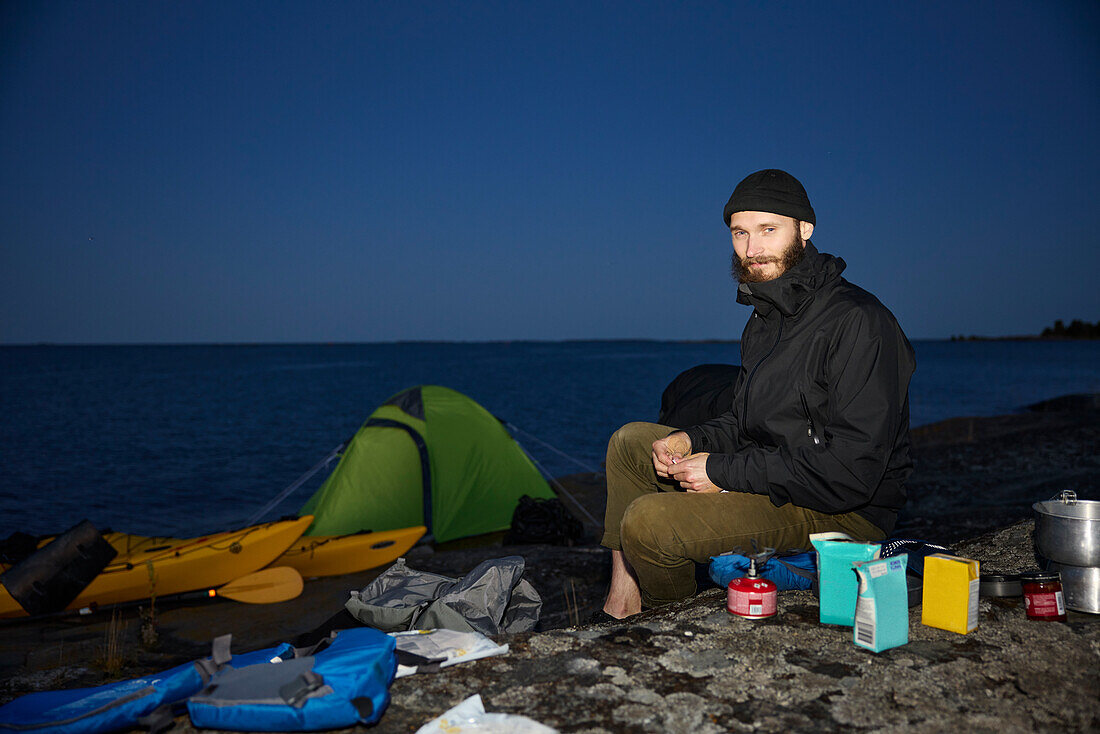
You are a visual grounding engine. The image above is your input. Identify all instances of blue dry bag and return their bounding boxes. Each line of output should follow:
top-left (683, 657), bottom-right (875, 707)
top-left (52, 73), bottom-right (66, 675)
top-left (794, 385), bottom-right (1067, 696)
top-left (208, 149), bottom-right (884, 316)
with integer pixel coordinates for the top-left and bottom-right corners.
top-left (0, 636), bottom-right (292, 734)
top-left (186, 626), bottom-right (396, 731)
top-left (708, 551), bottom-right (817, 591)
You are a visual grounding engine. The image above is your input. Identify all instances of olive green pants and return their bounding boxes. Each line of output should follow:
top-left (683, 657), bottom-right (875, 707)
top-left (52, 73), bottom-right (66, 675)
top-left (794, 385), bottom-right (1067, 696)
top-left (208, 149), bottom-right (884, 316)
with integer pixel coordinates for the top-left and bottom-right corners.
top-left (601, 422), bottom-right (885, 607)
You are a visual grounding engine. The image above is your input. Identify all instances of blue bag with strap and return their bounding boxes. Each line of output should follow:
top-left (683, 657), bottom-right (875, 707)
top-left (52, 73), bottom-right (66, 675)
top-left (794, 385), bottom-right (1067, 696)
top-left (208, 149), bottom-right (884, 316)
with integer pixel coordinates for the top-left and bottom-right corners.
top-left (186, 626), bottom-right (396, 731)
top-left (0, 636), bottom-right (292, 734)
top-left (708, 550), bottom-right (817, 591)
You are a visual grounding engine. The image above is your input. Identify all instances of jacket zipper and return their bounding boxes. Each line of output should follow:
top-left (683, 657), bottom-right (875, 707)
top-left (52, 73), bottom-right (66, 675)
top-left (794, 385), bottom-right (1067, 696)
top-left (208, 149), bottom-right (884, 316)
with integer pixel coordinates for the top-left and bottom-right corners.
top-left (742, 315), bottom-right (784, 421)
top-left (800, 392), bottom-right (822, 446)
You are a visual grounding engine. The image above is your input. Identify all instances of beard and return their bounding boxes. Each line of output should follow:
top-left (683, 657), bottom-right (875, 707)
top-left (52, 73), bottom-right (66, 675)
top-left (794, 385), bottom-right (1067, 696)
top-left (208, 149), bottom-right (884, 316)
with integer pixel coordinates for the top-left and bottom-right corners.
top-left (731, 229), bottom-right (806, 283)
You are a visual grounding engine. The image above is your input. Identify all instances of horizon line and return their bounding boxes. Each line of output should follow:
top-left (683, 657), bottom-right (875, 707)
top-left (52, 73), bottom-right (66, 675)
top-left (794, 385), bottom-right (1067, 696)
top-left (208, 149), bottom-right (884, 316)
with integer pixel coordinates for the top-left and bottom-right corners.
top-left (0, 335), bottom-right (1057, 348)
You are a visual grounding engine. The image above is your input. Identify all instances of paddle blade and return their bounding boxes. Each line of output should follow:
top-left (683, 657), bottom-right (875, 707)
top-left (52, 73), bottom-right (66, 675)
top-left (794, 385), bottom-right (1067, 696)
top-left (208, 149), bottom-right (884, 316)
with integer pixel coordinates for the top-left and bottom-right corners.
top-left (213, 567), bottom-right (304, 604)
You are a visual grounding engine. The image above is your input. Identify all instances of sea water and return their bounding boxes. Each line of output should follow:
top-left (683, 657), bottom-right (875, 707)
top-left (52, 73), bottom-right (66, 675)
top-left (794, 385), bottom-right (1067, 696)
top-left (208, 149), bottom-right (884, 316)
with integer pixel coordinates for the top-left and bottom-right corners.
top-left (1, 340), bottom-right (1098, 537)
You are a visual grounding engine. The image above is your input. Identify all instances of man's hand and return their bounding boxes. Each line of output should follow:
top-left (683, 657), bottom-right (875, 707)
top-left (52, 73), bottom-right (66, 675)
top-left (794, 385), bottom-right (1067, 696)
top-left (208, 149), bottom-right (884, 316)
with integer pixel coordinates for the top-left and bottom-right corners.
top-left (667, 453), bottom-right (719, 493)
top-left (652, 432), bottom-right (692, 478)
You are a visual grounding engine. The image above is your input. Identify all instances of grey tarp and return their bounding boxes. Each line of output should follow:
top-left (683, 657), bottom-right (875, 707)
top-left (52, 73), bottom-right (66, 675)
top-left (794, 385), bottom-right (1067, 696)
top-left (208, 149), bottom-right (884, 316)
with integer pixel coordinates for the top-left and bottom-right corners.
top-left (345, 556), bottom-right (541, 635)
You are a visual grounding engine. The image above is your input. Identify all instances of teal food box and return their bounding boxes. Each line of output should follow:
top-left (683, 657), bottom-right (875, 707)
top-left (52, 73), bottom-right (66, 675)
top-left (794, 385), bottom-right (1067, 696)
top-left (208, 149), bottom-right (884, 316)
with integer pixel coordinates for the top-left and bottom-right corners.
top-left (853, 555), bottom-right (909, 652)
top-left (810, 532), bottom-right (881, 625)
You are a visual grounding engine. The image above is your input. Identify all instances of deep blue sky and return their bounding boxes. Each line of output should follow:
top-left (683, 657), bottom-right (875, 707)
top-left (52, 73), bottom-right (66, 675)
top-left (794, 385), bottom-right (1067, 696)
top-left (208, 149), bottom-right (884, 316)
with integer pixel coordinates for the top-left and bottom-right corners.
top-left (2, 1), bottom-right (1097, 343)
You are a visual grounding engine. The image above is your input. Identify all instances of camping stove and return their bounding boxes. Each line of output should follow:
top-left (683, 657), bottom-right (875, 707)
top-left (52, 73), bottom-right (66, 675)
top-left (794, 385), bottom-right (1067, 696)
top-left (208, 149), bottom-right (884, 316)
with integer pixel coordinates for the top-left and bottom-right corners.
top-left (727, 551), bottom-right (777, 619)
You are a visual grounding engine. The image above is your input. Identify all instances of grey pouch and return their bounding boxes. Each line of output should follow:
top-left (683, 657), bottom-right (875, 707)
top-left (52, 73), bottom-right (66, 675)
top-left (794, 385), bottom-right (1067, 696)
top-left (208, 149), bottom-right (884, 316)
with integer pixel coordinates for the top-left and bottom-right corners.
top-left (345, 558), bottom-right (457, 631)
top-left (345, 556), bottom-right (541, 635)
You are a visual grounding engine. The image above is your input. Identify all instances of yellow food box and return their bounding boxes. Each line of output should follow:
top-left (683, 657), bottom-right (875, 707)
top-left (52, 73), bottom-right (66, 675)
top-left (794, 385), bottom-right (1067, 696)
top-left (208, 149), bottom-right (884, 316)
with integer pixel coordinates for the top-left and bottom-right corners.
top-left (921, 554), bottom-right (980, 634)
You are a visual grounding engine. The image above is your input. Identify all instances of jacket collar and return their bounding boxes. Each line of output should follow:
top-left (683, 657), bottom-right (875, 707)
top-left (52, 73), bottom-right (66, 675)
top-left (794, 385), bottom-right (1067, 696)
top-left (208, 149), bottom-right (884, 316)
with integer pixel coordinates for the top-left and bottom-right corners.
top-left (736, 242), bottom-right (846, 318)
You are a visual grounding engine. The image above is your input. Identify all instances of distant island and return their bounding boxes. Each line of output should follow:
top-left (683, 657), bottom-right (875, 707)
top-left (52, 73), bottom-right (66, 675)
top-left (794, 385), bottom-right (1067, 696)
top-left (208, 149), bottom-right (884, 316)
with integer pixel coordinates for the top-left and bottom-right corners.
top-left (950, 318), bottom-right (1099, 341)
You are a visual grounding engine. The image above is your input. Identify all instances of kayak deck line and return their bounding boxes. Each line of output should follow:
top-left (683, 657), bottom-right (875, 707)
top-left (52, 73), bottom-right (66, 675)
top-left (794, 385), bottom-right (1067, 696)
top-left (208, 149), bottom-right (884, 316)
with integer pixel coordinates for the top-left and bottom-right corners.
top-left (272, 525), bottom-right (427, 578)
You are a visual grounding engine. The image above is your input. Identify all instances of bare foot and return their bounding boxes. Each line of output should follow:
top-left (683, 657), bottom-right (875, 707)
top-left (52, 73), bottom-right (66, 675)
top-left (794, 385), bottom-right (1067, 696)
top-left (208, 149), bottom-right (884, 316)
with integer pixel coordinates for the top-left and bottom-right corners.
top-left (602, 550), bottom-right (643, 619)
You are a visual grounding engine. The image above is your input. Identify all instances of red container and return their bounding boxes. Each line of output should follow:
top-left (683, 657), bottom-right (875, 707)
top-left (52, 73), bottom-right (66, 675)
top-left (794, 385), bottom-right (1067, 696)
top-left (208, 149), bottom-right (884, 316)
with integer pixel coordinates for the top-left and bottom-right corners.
top-left (727, 576), bottom-right (777, 619)
top-left (1020, 571), bottom-right (1067, 622)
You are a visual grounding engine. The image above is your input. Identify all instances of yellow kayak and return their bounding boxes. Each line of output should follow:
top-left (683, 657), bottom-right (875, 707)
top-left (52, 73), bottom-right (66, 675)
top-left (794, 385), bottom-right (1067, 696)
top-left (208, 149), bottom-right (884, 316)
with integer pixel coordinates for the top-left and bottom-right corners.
top-left (271, 525), bottom-right (426, 578)
top-left (0, 516), bottom-right (313, 618)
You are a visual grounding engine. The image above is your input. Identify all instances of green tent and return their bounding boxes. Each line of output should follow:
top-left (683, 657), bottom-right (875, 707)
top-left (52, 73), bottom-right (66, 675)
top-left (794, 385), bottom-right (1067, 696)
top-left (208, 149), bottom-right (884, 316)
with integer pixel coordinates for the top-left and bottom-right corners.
top-left (300, 385), bottom-right (555, 543)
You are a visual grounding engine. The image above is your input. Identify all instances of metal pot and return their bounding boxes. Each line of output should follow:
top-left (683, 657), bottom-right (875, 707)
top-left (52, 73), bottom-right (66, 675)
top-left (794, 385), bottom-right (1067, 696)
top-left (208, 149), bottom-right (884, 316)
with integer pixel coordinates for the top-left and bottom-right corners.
top-left (1033, 491), bottom-right (1100, 567)
top-left (1046, 562), bottom-right (1100, 614)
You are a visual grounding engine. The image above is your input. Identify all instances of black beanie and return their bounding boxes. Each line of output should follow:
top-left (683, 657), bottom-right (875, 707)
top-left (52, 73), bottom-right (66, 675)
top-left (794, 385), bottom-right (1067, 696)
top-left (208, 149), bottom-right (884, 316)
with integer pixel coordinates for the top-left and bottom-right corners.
top-left (722, 169), bottom-right (815, 226)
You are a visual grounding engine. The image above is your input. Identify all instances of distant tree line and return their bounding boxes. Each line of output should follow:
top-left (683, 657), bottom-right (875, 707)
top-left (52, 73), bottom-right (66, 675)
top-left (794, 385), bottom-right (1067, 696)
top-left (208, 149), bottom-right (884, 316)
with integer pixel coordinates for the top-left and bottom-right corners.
top-left (948, 318), bottom-right (1099, 341)
top-left (1040, 319), bottom-right (1100, 339)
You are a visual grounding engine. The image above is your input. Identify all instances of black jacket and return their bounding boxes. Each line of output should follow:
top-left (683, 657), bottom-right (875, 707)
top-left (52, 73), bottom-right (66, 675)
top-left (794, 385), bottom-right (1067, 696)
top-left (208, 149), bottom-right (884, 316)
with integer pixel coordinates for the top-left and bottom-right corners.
top-left (683, 243), bottom-right (915, 534)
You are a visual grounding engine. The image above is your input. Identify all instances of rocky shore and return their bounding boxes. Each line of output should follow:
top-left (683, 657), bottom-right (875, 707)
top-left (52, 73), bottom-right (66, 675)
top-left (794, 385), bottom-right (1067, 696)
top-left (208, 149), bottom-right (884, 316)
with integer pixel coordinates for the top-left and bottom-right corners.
top-left (368, 520), bottom-right (1099, 733)
top-left (2, 395), bottom-right (1098, 732)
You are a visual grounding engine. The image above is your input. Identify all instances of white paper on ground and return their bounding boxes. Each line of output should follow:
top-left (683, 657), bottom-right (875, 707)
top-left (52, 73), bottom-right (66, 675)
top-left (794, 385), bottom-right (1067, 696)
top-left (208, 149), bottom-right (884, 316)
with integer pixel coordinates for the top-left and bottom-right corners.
top-left (414, 694), bottom-right (559, 734)
top-left (390, 628), bottom-right (509, 678)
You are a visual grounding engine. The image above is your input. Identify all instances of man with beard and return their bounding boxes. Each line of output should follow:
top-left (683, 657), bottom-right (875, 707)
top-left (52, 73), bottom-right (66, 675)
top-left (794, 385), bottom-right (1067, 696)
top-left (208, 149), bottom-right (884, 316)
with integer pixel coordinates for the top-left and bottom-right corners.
top-left (595, 169), bottom-right (915, 621)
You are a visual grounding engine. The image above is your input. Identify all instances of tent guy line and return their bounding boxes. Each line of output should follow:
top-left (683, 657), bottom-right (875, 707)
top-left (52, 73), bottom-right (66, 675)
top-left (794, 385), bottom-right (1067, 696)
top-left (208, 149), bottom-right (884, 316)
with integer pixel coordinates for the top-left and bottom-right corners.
top-left (245, 442), bottom-right (348, 527)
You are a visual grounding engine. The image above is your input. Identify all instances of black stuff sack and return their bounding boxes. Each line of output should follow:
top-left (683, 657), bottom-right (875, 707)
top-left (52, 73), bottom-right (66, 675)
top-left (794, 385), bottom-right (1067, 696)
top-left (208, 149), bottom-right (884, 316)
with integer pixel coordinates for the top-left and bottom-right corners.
top-left (0, 520), bottom-right (117, 616)
top-left (880, 538), bottom-right (955, 607)
top-left (504, 496), bottom-right (584, 546)
top-left (657, 363), bottom-right (740, 429)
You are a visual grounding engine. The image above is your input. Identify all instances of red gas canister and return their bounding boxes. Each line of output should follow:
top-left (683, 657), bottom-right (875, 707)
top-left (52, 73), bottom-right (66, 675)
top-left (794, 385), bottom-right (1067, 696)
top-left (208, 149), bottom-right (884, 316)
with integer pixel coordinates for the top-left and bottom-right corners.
top-left (727, 556), bottom-right (777, 619)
